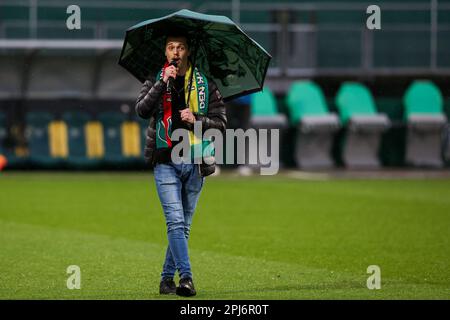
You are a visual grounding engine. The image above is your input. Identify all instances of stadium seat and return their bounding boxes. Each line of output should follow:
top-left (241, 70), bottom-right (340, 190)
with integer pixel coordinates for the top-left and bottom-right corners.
top-left (403, 80), bottom-right (447, 167)
top-left (444, 99), bottom-right (450, 164)
top-left (98, 111), bottom-right (141, 168)
top-left (25, 111), bottom-right (64, 168)
top-left (249, 88), bottom-right (288, 170)
top-left (335, 82), bottom-right (391, 168)
top-left (122, 121), bottom-right (141, 158)
top-left (0, 112), bottom-right (6, 155)
top-left (285, 80), bottom-right (340, 169)
top-left (133, 115), bottom-right (149, 167)
top-left (62, 111), bottom-right (101, 169)
top-left (0, 112), bottom-right (30, 169)
top-left (98, 111), bottom-right (126, 167)
top-left (251, 88), bottom-right (280, 117)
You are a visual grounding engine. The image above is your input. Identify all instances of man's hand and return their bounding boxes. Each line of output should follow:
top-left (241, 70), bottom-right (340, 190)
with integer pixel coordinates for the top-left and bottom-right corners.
top-left (163, 65), bottom-right (177, 83)
top-left (180, 109), bottom-right (195, 124)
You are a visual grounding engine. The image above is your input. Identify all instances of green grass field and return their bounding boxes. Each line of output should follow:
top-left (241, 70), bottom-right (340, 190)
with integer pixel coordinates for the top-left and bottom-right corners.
top-left (0, 172), bottom-right (449, 299)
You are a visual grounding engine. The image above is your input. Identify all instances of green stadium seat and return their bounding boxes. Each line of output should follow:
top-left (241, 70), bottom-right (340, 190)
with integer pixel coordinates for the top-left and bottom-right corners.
top-left (249, 88), bottom-right (287, 170)
top-left (25, 111), bottom-right (63, 168)
top-left (335, 82), bottom-right (390, 168)
top-left (404, 80), bottom-right (443, 117)
top-left (0, 112), bottom-right (7, 157)
top-left (446, 98), bottom-right (450, 120)
top-left (0, 111), bottom-right (29, 169)
top-left (98, 111), bottom-right (135, 168)
top-left (132, 115), bottom-right (149, 167)
top-left (286, 81), bottom-right (329, 125)
top-left (285, 80), bottom-right (340, 168)
top-left (445, 98), bottom-right (450, 164)
top-left (251, 88), bottom-right (278, 116)
top-left (98, 112), bottom-right (125, 157)
top-left (62, 111), bottom-right (100, 169)
top-left (335, 82), bottom-right (377, 124)
top-left (402, 80), bottom-right (447, 167)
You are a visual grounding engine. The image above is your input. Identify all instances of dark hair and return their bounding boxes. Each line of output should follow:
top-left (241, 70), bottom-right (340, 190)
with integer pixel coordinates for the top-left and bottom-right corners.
top-left (165, 29), bottom-right (191, 49)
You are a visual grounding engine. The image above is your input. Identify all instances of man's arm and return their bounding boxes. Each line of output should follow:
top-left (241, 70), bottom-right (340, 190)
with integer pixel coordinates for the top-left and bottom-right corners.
top-left (135, 79), bottom-right (166, 119)
top-left (194, 80), bottom-right (227, 133)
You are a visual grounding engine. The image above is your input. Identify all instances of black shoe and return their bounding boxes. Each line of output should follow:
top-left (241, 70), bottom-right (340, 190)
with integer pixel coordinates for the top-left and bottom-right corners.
top-left (176, 277), bottom-right (197, 297)
top-left (159, 278), bottom-right (176, 294)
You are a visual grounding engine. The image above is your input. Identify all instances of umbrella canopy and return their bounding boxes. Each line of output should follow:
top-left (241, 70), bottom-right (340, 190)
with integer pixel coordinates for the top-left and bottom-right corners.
top-left (118, 9), bottom-right (271, 102)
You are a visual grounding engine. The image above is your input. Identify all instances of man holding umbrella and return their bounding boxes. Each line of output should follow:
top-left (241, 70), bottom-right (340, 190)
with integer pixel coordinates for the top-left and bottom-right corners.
top-left (135, 30), bottom-right (227, 297)
top-left (121, 9), bottom-right (271, 297)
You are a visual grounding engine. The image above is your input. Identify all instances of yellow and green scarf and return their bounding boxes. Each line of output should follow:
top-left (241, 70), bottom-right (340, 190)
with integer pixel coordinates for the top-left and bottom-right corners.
top-left (156, 62), bottom-right (213, 160)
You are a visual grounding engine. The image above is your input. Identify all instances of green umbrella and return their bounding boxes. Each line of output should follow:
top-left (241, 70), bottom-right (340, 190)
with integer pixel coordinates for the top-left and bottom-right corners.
top-left (118, 9), bottom-right (271, 102)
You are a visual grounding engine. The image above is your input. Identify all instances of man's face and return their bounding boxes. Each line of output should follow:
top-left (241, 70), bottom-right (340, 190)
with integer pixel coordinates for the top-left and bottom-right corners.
top-left (165, 36), bottom-right (190, 69)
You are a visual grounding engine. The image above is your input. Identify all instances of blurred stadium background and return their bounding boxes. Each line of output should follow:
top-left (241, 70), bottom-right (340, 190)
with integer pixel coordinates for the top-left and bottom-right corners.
top-left (0, 0), bottom-right (449, 171)
top-left (1, 1), bottom-right (450, 300)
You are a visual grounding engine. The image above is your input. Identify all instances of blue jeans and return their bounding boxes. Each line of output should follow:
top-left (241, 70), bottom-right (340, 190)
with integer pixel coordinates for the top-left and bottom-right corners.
top-left (154, 162), bottom-right (205, 280)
